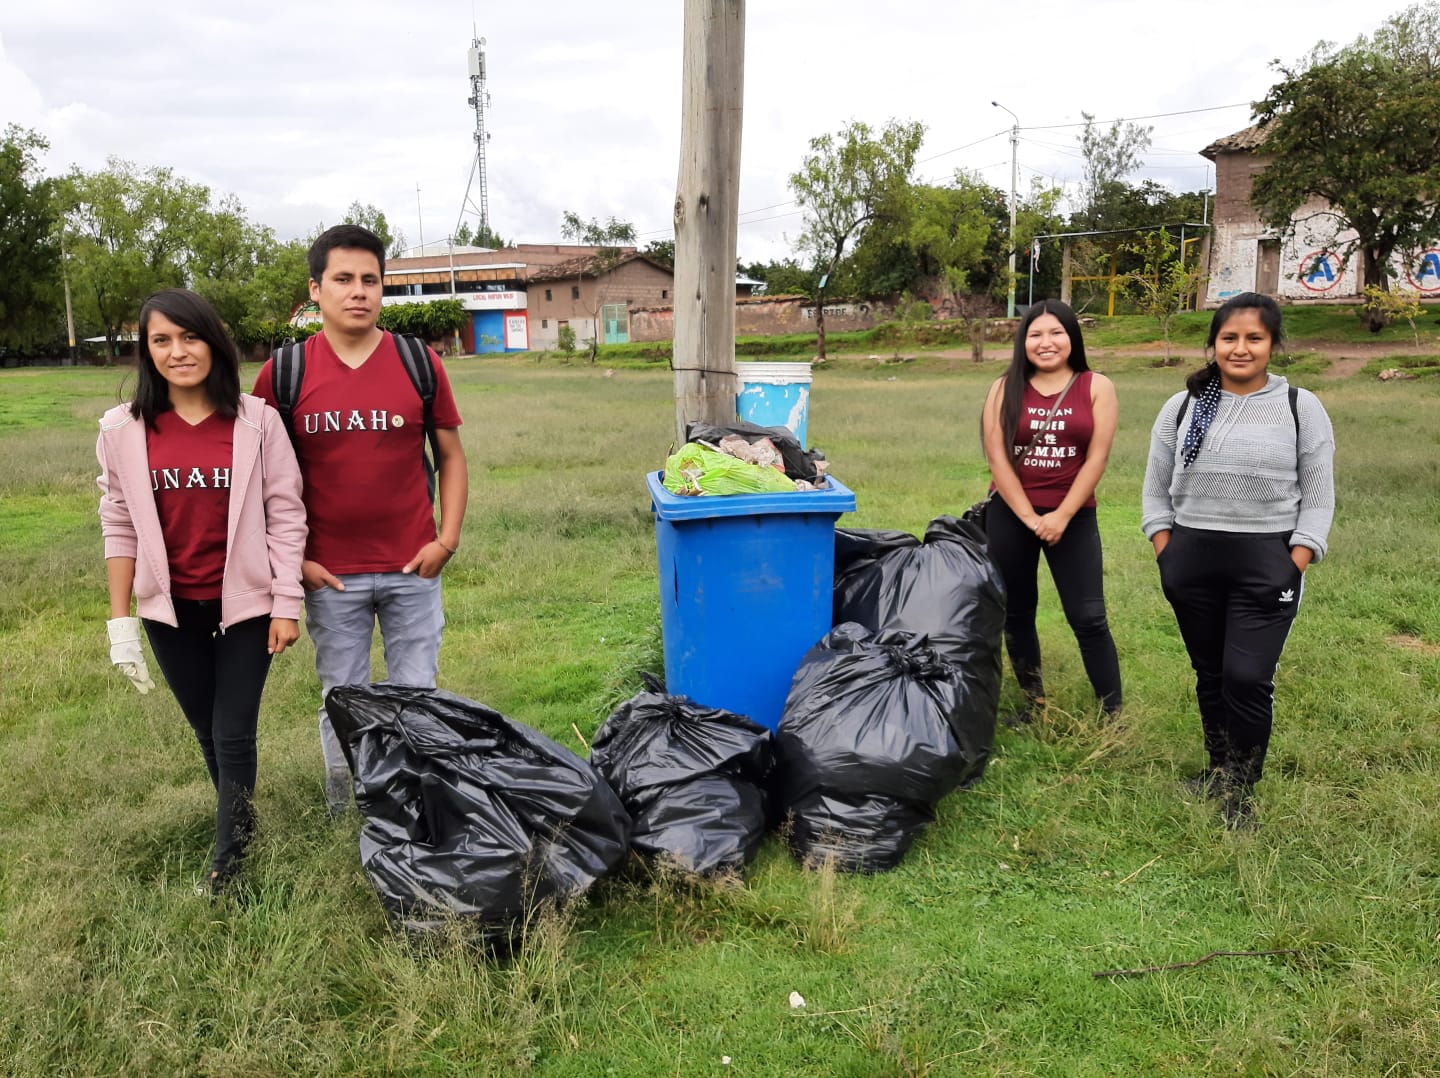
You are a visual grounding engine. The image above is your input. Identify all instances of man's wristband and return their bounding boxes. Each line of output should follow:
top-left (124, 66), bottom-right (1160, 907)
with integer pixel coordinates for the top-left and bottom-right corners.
top-left (436, 539), bottom-right (458, 556)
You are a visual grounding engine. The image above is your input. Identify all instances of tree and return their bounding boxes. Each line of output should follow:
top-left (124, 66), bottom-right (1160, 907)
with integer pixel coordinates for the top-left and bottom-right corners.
top-left (343, 201), bottom-right (406, 258)
top-left (449, 219), bottom-right (505, 249)
top-left (1076, 112), bottom-right (1153, 228)
top-left (642, 238), bottom-right (676, 269)
top-left (559, 211), bottom-right (637, 362)
top-left (789, 118), bottom-right (925, 358)
top-left (1124, 228), bottom-right (1208, 364)
top-left (62, 159), bottom-right (210, 357)
top-left (189, 194), bottom-right (276, 330)
top-left (1251, 2), bottom-right (1440, 330)
top-left (247, 238), bottom-right (311, 324)
top-left (0, 125), bottom-right (63, 351)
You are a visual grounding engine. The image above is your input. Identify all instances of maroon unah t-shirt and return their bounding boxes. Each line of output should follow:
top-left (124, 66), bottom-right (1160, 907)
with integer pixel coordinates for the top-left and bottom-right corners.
top-left (1012, 370), bottom-right (1097, 510)
top-left (146, 410), bottom-right (235, 599)
top-left (252, 331), bottom-right (462, 574)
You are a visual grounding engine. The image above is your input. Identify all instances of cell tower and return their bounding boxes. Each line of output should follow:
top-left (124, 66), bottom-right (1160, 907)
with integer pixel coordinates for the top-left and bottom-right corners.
top-left (455, 32), bottom-right (492, 244)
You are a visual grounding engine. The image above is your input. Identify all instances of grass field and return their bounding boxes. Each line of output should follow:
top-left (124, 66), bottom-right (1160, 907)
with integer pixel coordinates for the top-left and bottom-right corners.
top-left (2, 345), bottom-right (1438, 1076)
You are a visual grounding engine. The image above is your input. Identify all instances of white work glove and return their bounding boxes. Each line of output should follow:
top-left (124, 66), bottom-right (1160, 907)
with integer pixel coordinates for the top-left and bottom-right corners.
top-left (107, 616), bottom-right (156, 695)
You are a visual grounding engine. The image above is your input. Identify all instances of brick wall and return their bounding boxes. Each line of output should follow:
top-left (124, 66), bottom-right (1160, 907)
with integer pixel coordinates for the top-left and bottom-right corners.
top-left (630, 296), bottom-right (894, 342)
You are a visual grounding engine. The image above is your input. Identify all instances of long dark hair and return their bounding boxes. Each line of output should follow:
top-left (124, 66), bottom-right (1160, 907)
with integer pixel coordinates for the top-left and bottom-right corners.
top-left (130, 289), bottom-right (241, 426)
top-left (1186, 291), bottom-right (1284, 395)
top-left (997, 300), bottom-right (1090, 448)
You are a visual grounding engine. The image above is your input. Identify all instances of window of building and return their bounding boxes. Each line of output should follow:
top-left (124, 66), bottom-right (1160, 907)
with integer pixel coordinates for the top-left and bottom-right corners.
top-left (571, 285), bottom-right (580, 300)
top-left (545, 289), bottom-right (552, 301)
top-left (542, 319), bottom-right (548, 329)
top-left (662, 289), bottom-right (668, 299)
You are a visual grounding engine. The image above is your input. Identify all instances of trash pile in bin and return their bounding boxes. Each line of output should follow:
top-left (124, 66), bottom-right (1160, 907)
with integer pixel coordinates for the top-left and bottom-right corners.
top-left (326, 513), bottom-right (1002, 944)
top-left (662, 420), bottom-right (830, 495)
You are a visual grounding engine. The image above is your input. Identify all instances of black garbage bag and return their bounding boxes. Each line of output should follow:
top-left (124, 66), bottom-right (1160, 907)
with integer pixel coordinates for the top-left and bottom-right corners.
top-left (590, 675), bottom-right (774, 876)
top-left (832, 514), bottom-right (1005, 774)
top-left (775, 623), bottom-right (983, 873)
top-left (326, 683), bottom-right (631, 943)
top-left (684, 419), bottom-right (826, 483)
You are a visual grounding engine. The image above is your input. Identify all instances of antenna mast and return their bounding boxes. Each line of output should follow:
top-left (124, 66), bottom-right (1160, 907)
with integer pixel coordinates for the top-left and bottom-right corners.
top-left (455, 31), bottom-right (492, 243)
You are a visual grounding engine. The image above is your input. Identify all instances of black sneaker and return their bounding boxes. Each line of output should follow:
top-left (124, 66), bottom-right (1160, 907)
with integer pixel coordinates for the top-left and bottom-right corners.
top-left (1000, 707), bottom-right (1033, 731)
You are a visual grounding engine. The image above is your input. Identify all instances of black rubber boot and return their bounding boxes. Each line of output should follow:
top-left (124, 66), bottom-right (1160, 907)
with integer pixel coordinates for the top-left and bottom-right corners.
top-left (1180, 767), bottom-right (1225, 800)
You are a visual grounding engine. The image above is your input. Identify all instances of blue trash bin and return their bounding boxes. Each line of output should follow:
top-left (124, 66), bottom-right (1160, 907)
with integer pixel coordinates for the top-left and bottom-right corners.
top-left (647, 471), bottom-right (857, 731)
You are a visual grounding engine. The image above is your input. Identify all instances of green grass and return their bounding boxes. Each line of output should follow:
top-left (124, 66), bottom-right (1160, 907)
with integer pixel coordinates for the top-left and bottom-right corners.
top-left (2, 354), bottom-right (1438, 1075)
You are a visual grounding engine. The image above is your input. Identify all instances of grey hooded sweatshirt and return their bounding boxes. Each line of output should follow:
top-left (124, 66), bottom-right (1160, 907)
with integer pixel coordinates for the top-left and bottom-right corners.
top-left (1141, 373), bottom-right (1335, 560)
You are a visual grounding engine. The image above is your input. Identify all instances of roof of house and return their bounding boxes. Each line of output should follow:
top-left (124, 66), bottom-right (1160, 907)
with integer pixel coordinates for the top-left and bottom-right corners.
top-left (1199, 123), bottom-right (1270, 160)
top-left (526, 251), bottom-right (673, 282)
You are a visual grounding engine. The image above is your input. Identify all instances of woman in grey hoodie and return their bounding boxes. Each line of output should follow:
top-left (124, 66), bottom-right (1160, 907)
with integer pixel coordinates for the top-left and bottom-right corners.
top-left (1141, 292), bottom-right (1335, 830)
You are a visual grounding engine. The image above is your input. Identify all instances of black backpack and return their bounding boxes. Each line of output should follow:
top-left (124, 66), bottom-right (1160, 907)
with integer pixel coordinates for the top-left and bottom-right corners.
top-left (271, 332), bottom-right (442, 502)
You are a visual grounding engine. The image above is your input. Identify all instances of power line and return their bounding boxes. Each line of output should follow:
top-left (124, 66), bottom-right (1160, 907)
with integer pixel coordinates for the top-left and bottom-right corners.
top-left (1022, 102), bottom-right (1251, 132)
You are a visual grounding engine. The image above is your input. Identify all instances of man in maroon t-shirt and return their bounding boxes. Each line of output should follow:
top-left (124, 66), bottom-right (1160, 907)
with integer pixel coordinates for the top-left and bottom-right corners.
top-left (253, 224), bottom-right (469, 814)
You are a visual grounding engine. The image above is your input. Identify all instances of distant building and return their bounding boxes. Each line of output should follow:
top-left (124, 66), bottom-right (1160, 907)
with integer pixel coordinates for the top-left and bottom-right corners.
top-left (378, 244), bottom-right (675, 353)
top-left (1201, 125), bottom-right (1440, 306)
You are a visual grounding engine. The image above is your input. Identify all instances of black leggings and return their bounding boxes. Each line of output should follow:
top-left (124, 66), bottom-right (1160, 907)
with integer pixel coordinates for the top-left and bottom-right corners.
top-left (143, 600), bottom-right (271, 877)
top-left (1158, 526), bottom-right (1303, 785)
top-left (986, 498), bottom-right (1123, 712)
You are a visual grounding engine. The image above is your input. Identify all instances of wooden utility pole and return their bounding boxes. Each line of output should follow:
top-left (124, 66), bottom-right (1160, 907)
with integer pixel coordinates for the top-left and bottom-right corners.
top-left (672, 0), bottom-right (744, 447)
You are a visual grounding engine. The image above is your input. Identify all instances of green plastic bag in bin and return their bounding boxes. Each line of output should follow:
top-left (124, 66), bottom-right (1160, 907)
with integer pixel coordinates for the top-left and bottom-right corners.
top-left (662, 442), bottom-right (797, 496)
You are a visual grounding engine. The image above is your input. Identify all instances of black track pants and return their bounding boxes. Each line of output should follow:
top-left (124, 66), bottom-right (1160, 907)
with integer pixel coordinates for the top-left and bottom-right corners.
top-left (986, 498), bottom-right (1123, 711)
top-left (143, 601), bottom-right (271, 876)
top-left (1157, 525), bottom-right (1303, 785)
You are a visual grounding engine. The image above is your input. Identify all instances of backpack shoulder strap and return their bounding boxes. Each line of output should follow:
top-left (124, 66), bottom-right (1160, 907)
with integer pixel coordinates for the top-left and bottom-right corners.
top-left (391, 332), bottom-right (442, 502)
top-left (271, 338), bottom-right (307, 448)
top-left (1288, 385), bottom-right (1300, 441)
top-left (1174, 393), bottom-right (1191, 431)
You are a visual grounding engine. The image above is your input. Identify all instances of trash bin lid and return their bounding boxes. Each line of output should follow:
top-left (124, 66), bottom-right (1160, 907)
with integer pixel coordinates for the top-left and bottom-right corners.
top-left (647, 471), bottom-right (856, 521)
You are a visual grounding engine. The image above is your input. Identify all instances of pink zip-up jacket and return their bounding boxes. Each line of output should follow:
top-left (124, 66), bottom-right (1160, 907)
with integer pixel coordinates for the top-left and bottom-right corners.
top-left (97, 393), bottom-right (307, 629)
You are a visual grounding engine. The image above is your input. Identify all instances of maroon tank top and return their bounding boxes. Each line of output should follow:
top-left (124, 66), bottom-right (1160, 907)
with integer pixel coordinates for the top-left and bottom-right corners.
top-left (1012, 370), bottom-right (1096, 510)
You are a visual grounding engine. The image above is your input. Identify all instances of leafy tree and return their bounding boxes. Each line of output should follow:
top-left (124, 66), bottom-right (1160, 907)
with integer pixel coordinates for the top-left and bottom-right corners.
top-left (1076, 112), bottom-right (1153, 228)
top-left (0, 125), bottom-right (63, 351)
top-left (343, 201), bottom-right (406, 258)
top-left (377, 298), bottom-right (467, 340)
top-left (642, 238), bottom-right (675, 269)
top-left (189, 194), bottom-right (276, 330)
top-left (741, 258), bottom-right (817, 298)
top-left (560, 211), bottom-right (637, 250)
top-left (247, 238), bottom-right (311, 324)
top-left (1252, 1), bottom-right (1440, 330)
top-left (453, 219), bottom-right (506, 249)
top-left (62, 159), bottom-right (209, 357)
top-left (1124, 228), bottom-right (1208, 364)
top-left (559, 211), bottom-right (637, 362)
top-left (1362, 285), bottom-right (1425, 346)
top-left (788, 118), bottom-right (925, 357)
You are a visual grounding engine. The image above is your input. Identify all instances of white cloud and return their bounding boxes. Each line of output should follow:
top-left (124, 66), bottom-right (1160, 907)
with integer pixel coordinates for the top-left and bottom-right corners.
top-left (0, 0), bottom-right (1407, 262)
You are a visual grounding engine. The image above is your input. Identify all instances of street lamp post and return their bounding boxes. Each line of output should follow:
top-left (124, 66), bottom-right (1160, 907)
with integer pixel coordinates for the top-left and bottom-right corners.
top-left (992, 101), bottom-right (1019, 318)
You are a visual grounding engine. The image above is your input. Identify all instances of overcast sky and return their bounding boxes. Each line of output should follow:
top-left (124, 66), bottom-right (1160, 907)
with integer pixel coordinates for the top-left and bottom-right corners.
top-left (0, 1), bottom-right (1407, 265)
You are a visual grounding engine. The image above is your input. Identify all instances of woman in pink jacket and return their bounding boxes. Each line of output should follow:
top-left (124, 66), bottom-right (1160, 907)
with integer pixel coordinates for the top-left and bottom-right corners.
top-left (97, 289), bottom-right (306, 896)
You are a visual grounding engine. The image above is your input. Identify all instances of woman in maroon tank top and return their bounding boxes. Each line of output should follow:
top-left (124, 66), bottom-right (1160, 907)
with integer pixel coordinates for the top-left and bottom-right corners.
top-left (980, 300), bottom-right (1122, 726)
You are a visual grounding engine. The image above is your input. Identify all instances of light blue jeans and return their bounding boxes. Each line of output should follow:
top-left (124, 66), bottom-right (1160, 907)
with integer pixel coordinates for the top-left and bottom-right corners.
top-left (305, 572), bottom-right (445, 777)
